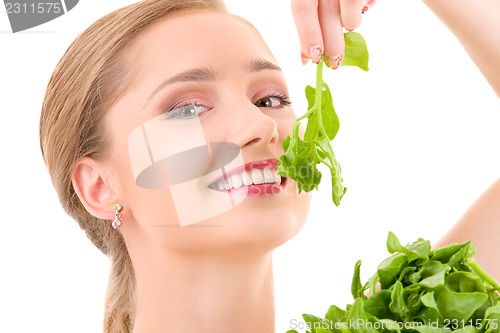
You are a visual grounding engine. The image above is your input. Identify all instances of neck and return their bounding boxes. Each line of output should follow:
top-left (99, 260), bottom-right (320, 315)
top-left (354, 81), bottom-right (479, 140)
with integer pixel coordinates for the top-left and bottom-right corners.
top-left (132, 250), bottom-right (275, 333)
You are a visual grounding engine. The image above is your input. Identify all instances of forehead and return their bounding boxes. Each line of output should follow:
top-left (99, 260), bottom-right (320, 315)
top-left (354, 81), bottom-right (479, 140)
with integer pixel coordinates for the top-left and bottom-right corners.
top-left (131, 10), bottom-right (274, 78)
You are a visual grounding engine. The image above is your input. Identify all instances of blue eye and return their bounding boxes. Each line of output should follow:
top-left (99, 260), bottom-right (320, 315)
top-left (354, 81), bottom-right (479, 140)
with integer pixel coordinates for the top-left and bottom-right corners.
top-left (165, 103), bottom-right (209, 120)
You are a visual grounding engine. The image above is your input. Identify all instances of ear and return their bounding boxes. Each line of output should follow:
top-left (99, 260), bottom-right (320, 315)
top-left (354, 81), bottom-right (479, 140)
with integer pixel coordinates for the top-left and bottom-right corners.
top-left (72, 156), bottom-right (118, 220)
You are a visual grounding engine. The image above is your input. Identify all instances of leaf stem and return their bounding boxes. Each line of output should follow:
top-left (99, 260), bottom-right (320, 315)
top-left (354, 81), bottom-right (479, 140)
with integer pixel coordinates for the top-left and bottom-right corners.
top-left (315, 60), bottom-right (323, 115)
top-left (469, 259), bottom-right (500, 291)
top-left (291, 121), bottom-right (300, 143)
top-left (296, 106), bottom-right (316, 122)
top-left (315, 61), bottom-right (330, 141)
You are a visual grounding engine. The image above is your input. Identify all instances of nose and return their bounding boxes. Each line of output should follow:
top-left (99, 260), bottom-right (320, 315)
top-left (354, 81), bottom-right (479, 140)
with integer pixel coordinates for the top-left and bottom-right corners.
top-left (225, 100), bottom-right (280, 149)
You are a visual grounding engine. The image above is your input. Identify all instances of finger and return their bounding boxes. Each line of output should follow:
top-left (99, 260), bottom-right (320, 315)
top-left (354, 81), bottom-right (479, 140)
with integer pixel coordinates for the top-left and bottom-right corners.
top-left (318, 0), bottom-right (344, 69)
top-left (339, 0), bottom-right (363, 31)
top-left (291, 0), bottom-right (324, 64)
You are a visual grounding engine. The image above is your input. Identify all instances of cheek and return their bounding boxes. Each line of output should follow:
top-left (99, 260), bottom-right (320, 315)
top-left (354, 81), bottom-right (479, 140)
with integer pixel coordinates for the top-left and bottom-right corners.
top-left (117, 126), bottom-right (248, 229)
top-left (114, 147), bottom-right (180, 226)
top-left (108, 120), bottom-right (180, 228)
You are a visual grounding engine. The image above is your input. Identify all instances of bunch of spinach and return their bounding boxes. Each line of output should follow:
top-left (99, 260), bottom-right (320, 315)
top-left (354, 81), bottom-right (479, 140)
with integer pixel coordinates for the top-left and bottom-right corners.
top-left (288, 232), bottom-right (500, 333)
top-left (277, 32), bottom-right (369, 206)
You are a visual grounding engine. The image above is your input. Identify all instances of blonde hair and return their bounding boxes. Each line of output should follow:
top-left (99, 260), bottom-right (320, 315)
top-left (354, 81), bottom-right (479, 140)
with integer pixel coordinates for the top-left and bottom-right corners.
top-left (39, 1), bottom-right (227, 332)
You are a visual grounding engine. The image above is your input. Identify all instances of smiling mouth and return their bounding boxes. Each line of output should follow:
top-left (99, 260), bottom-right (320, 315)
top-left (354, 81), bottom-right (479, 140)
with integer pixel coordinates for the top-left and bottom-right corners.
top-left (208, 159), bottom-right (286, 192)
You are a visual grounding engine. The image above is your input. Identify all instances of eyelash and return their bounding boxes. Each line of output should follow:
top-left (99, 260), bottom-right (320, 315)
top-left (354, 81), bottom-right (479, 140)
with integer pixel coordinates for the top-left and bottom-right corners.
top-left (163, 93), bottom-right (292, 120)
top-left (163, 102), bottom-right (209, 120)
top-left (255, 93), bottom-right (292, 109)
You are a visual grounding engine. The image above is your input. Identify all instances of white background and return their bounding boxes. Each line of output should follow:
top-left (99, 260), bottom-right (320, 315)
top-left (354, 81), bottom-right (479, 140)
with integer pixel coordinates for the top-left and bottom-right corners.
top-left (1, 1), bottom-right (499, 332)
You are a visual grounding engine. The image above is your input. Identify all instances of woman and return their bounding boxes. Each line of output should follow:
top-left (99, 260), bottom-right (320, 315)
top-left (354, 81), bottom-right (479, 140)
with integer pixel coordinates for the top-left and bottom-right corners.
top-left (39, 1), bottom-right (499, 333)
top-left (40, 1), bottom-right (311, 332)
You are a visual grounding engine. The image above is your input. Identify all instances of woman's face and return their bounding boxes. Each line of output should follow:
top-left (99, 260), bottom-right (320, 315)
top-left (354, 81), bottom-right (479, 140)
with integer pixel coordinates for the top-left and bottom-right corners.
top-left (105, 10), bottom-right (310, 255)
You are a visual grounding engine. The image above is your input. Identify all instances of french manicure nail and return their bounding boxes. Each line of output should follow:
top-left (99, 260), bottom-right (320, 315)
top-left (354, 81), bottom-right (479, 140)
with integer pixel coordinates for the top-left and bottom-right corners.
top-left (361, 0), bottom-right (376, 13)
top-left (309, 46), bottom-right (322, 64)
top-left (328, 55), bottom-right (342, 70)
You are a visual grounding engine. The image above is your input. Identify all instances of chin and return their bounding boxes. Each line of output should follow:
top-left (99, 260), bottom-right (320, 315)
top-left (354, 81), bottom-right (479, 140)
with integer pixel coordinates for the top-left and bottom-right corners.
top-left (211, 192), bottom-right (311, 253)
top-left (157, 189), bottom-right (311, 256)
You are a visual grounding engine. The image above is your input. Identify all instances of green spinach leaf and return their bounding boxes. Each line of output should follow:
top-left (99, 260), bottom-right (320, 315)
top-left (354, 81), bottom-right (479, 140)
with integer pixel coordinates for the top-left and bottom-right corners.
top-left (290, 233), bottom-right (500, 333)
top-left (277, 32), bottom-right (369, 206)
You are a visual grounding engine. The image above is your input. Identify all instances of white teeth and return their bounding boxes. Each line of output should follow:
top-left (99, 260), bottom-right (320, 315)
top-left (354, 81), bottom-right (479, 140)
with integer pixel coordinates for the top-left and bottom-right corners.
top-left (273, 170), bottom-right (281, 184)
top-left (241, 171), bottom-right (252, 185)
top-left (251, 169), bottom-right (265, 184)
top-left (231, 173), bottom-right (243, 189)
top-left (210, 168), bottom-right (282, 190)
top-left (217, 182), bottom-right (225, 191)
top-left (263, 168), bottom-right (274, 183)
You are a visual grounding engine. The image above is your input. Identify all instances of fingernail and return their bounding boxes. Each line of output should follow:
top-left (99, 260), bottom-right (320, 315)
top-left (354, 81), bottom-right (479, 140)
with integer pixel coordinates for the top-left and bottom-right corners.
top-left (301, 55), bottom-right (309, 65)
top-left (361, 0), bottom-right (376, 13)
top-left (328, 55), bottom-right (342, 70)
top-left (309, 46), bottom-right (322, 64)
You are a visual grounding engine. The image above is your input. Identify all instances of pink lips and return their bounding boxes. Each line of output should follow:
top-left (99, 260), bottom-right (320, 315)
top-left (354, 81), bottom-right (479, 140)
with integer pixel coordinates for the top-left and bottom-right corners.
top-left (208, 158), bottom-right (287, 196)
top-left (237, 159), bottom-right (279, 174)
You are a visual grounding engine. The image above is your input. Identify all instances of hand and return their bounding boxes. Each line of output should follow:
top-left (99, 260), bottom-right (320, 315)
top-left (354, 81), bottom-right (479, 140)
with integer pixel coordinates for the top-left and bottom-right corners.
top-left (291, 0), bottom-right (375, 68)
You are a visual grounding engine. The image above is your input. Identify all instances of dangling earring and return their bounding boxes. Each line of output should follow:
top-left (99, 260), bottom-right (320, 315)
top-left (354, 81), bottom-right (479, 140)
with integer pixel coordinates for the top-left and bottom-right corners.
top-left (112, 203), bottom-right (123, 229)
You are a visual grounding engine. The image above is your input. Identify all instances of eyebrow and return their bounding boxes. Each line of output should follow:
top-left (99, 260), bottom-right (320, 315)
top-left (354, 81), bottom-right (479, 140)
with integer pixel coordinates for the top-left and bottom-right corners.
top-left (246, 58), bottom-right (282, 73)
top-left (143, 58), bottom-right (282, 108)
